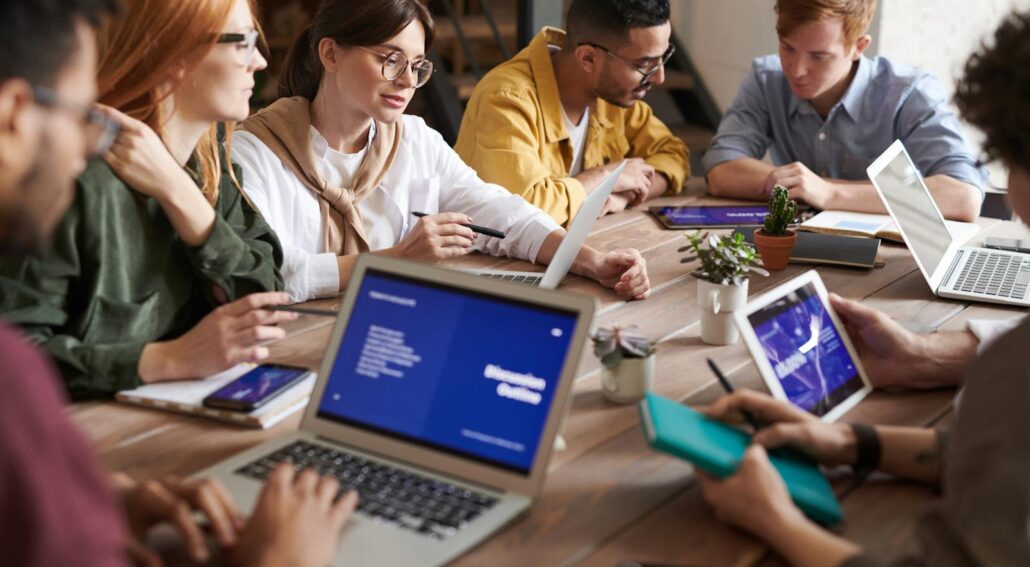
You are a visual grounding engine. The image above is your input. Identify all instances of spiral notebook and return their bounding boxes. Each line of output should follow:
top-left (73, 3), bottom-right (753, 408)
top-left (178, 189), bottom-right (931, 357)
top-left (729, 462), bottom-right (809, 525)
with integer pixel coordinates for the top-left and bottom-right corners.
top-left (115, 364), bottom-right (315, 429)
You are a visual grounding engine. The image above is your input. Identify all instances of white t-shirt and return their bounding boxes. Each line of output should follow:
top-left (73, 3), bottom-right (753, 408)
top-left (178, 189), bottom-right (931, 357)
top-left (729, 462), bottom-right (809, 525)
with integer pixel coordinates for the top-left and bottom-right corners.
top-left (563, 106), bottom-right (590, 177)
top-left (232, 115), bottom-right (560, 302)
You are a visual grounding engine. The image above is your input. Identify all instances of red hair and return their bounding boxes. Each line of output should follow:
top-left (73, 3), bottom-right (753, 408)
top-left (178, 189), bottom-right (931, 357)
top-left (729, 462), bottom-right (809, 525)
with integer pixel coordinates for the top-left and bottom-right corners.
top-left (775, 0), bottom-right (876, 46)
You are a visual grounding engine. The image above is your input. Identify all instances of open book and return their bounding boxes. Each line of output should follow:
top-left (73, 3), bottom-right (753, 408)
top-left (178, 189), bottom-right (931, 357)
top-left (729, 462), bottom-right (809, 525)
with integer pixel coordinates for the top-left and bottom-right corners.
top-left (115, 364), bottom-right (315, 429)
top-left (797, 211), bottom-right (980, 244)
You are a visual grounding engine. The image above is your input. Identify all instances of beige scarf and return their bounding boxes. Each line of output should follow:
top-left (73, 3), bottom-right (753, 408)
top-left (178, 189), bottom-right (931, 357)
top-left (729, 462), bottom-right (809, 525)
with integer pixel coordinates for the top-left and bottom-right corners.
top-left (238, 96), bottom-right (401, 255)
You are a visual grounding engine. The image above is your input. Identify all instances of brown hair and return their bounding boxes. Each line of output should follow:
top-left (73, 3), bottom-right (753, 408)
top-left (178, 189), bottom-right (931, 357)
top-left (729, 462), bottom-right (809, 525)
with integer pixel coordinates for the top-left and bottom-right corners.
top-left (280, 0), bottom-right (434, 101)
top-left (96, 0), bottom-right (259, 204)
top-left (774, 0), bottom-right (876, 46)
top-left (955, 11), bottom-right (1030, 168)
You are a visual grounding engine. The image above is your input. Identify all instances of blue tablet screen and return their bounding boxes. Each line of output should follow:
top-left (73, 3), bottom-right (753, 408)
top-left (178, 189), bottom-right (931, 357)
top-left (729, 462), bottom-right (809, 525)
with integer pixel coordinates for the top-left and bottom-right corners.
top-left (654, 206), bottom-right (771, 227)
top-left (747, 282), bottom-right (864, 417)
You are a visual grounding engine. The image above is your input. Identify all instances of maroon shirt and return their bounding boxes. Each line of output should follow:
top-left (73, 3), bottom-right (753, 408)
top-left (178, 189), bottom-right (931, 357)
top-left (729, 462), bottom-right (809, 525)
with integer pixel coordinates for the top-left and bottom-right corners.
top-left (0, 322), bottom-right (126, 566)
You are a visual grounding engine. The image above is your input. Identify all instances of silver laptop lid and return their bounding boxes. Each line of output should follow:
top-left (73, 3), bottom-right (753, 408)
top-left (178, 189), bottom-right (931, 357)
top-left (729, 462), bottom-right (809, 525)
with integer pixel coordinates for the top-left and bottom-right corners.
top-left (867, 140), bottom-right (959, 290)
top-left (302, 254), bottom-right (596, 497)
top-left (540, 160), bottom-right (626, 288)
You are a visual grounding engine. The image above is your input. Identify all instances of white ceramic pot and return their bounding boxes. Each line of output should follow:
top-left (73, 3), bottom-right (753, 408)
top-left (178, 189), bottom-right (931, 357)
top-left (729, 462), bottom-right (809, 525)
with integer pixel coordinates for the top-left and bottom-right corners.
top-left (601, 355), bottom-right (655, 404)
top-left (697, 279), bottom-right (749, 345)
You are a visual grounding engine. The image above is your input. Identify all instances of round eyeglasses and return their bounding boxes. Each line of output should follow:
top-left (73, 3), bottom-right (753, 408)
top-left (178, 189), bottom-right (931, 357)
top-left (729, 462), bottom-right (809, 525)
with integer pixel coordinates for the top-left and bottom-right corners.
top-left (216, 30), bottom-right (260, 66)
top-left (578, 42), bottom-right (676, 86)
top-left (358, 47), bottom-right (435, 89)
top-left (31, 85), bottom-right (120, 158)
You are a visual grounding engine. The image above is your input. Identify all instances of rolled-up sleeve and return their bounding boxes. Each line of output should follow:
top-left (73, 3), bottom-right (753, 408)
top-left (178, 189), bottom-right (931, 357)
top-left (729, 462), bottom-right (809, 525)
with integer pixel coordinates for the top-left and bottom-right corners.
top-left (435, 128), bottom-right (560, 263)
top-left (702, 67), bottom-right (774, 175)
top-left (896, 75), bottom-right (987, 193)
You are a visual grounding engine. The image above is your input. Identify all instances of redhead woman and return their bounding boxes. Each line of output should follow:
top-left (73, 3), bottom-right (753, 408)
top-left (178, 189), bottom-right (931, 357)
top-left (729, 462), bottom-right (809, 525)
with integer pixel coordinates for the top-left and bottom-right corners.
top-left (0, 0), bottom-right (295, 399)
top-left (232, 0), bottom-right (652, 302)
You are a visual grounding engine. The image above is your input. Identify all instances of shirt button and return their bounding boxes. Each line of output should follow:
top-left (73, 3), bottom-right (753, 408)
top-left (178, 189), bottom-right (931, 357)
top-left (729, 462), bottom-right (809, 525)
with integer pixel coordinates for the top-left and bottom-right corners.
top-left (818, 132), bottom-right (827, 141)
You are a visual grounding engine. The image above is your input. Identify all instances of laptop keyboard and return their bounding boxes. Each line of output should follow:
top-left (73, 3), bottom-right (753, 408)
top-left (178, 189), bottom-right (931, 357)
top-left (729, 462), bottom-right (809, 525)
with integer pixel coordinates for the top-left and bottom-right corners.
top-left (235, 440), bottom-right (500, 540)
top-left (478, 272), bottom-right (543, 286)
top-left (953, 250), bottom-right (1030, 299)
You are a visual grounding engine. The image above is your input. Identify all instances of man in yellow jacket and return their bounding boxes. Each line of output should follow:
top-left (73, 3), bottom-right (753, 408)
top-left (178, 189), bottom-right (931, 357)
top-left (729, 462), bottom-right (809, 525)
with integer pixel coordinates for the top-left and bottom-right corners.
top-left (455, 0), bottom-right (689, 227)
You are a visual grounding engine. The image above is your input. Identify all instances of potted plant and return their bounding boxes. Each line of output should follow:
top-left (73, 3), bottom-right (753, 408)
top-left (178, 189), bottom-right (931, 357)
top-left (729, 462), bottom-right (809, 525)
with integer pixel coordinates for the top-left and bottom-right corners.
top-left (680, 231), bottom-right (768, 345)
top-left (591, 325), bottom-right (656, 403)
top-left (753, 185), bottom-right (799, 271)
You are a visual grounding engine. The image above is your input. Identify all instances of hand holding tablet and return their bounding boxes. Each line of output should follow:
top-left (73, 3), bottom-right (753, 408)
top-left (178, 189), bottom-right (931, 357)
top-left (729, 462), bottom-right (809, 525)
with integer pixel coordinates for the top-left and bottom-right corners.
top-left (734, 271), bottom-right (872, 422)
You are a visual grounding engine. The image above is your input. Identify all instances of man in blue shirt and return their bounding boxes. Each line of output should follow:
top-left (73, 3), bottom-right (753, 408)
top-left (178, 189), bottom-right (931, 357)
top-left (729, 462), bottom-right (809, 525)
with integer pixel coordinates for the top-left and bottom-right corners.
top-left (703, 0), bottom-right (985, 221)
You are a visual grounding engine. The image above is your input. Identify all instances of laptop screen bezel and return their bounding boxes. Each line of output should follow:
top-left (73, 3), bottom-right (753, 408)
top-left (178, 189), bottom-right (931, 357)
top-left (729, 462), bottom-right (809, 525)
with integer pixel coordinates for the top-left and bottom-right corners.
top-left (299, 254), bottom-right (596, 497)
top-left (867, 139), bottom-right (964, 292)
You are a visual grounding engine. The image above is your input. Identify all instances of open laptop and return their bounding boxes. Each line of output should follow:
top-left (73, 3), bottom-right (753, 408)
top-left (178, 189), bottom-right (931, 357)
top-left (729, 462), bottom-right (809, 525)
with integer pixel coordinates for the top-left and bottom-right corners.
top-left (470, 160), bottom-right (627, 288)
top-left (195, 254), bottom-right (596, 566)
top-left (868, 140), bottom-right (1030, 306)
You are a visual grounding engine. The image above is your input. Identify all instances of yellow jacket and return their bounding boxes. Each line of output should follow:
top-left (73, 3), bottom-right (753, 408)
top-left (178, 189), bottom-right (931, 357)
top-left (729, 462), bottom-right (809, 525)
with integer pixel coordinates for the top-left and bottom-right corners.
top-left (455, 27), bottom-right (690, 227)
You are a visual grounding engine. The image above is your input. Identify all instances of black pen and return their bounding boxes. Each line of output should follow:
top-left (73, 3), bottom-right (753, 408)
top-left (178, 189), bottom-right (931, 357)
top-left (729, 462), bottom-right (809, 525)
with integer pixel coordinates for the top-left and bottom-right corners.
top-left (411, 211), bottom-right (506, 239)
top-left (267, 305), bottom-right (337, 318)
top-left (706, 358), bottom-right (763, 430)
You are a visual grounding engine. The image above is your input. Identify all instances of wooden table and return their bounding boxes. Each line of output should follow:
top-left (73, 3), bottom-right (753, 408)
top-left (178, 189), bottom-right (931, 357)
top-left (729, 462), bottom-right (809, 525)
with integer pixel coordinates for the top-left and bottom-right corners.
top-left (70, 179), bottom-right (1028, 566)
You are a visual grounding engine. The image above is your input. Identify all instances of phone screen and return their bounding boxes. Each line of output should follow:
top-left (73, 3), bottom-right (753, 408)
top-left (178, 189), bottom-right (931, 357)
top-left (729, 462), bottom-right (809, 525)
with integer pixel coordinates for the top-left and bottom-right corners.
top-left (205, 365), bottom-right (309, 410)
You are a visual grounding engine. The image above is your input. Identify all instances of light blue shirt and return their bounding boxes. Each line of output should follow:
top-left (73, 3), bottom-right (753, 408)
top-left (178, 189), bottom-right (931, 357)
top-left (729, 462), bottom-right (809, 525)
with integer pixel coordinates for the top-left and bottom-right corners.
top-left (702, 55), bottom-right (987, 191)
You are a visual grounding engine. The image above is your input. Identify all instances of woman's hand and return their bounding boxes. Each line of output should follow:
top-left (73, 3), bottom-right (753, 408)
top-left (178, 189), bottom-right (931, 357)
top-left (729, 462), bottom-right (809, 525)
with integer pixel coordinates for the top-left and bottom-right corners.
top-left (138, 292), bottom-right (297, 382)
top-left (388, 212), bottom-right (477, 262)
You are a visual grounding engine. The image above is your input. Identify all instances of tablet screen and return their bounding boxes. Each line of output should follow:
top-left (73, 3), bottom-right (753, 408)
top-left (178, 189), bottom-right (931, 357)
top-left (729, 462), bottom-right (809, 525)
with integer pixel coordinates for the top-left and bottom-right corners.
top-left (652, 206), bottom-right (770, 227)
top-left (746, 282), bottom-right (865, 417)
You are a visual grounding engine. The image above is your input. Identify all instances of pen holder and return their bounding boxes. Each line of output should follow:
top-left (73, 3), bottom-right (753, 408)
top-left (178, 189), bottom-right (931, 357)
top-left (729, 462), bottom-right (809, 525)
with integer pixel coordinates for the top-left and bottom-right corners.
top-left (698, 279), bottom-right (748, 345)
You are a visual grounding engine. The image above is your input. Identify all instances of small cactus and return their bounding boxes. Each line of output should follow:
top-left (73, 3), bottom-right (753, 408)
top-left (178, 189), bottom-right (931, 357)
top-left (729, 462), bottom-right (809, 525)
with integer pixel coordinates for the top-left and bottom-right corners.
top-left (763, 185), bottom-right (799, 236)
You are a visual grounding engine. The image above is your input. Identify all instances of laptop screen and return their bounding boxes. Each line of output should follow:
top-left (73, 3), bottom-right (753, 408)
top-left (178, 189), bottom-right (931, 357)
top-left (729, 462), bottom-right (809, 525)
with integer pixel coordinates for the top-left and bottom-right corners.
top-left (747, 282), bottom-right (864, 417)
top-left (871, 148), bottom-right (953, 276)
top-left (317, 269), bottom-right (579, 476)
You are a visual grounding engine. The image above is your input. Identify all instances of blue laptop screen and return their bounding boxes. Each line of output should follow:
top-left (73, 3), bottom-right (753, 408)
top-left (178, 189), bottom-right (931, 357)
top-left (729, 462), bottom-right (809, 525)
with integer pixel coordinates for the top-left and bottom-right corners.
top-left (747, 282), bottom-right (864, 417)
top-left (317, 269), bottom-right (579, 475)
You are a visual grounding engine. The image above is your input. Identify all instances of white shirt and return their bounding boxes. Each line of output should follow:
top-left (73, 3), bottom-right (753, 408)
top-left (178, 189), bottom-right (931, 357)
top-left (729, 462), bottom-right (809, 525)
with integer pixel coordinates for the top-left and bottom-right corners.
top-left (232, 115), bottom-right (560, 302)
top-left (968, 317), bottom-right (1023, 354)
top-left (563, 107), bottom-right (589, 177)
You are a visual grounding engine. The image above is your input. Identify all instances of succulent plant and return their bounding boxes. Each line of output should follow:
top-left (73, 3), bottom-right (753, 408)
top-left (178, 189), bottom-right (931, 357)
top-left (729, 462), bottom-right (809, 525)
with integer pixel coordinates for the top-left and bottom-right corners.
top-left (763, 185), bottom-right (799, 236)
top-left (679, 230), bottom-right (769, 286)
top-left (591, 325), bottom-right (656, 369)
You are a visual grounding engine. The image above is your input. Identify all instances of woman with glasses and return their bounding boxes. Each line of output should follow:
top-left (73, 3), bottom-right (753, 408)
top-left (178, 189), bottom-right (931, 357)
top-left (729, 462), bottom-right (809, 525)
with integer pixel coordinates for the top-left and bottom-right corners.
top-left (232, 0), bottom-right (652, 302)
top-left (0, 0), bottom-right (302, 401)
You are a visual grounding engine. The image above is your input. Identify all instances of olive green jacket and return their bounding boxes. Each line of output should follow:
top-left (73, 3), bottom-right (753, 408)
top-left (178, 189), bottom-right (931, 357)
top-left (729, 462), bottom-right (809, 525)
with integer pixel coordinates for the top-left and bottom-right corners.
top-left (0, 156), bottom-right (284, 400)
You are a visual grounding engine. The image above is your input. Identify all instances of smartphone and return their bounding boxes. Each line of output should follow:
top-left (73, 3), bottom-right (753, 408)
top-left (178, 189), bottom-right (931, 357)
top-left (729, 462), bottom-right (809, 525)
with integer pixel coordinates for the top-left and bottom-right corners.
top-left (983, 237), bottom-right (1030, 254)
top-left (202, 364), bottom-right (312, 412)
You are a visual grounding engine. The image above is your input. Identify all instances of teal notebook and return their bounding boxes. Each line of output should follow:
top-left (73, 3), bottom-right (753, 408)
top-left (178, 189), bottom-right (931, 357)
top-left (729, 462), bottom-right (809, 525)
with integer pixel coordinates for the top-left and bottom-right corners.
top-left (639, 392), bottom-right (843, 526)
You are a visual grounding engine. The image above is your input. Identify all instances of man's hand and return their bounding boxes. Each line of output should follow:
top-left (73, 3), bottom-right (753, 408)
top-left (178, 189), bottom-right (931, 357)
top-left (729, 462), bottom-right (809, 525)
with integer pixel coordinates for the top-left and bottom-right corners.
top-left (763, 161), bottom-right (833, 209)
top-left (592, 249), bottom-right (651, 300)
top-left (232, 465), bottom-right (358, 567)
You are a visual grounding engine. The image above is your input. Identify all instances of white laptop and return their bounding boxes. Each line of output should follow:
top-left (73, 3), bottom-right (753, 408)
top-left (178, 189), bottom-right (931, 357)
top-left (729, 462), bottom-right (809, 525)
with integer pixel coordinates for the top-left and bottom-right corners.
top-left (195, 254), bottom-right (596, 566)
top-left (471, 160), bottom-right (627, 288)
top-left (868, 140), bottom-right (1030, 307)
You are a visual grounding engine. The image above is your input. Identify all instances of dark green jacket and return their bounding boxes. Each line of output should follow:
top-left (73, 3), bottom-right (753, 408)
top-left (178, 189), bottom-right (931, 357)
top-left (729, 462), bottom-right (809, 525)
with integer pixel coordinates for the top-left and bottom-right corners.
top-left (0, 156), bottom-right (284, 400)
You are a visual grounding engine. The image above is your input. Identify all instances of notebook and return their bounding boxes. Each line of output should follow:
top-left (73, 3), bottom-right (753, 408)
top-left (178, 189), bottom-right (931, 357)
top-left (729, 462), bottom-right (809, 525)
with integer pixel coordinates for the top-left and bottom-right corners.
top-left (639, 392), bottom-right (843, 526)
top-left (735, 230), bottom-right (882, 269)
top-left (798, 210), bottom-right (979, 245)
top-left (115, 364), bottom-right (315, 429)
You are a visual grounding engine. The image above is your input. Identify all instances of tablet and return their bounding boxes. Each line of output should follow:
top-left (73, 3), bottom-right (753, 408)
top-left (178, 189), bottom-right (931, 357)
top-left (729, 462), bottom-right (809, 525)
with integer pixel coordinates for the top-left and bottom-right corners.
top-left (734, 271), bottom-right (872, 422)
top-left (649, 205), bottom-right (770, 229)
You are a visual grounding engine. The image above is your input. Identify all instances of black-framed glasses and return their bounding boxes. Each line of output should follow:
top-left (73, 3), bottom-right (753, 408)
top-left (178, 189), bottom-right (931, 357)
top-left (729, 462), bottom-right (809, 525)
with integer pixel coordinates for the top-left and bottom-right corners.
top-left (31, 85), bottom-right (119, 158)
top-left (578, 42), bottom-right (675, 85)
top-left (216, 30), bottom-right (260, 66)
top-left (358, 47), bottom-right (435, 88)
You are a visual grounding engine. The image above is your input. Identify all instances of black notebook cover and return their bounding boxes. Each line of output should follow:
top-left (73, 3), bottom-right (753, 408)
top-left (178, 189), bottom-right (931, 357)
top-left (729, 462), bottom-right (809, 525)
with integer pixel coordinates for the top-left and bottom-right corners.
top-left (735, 230), bottom-right (881, 269)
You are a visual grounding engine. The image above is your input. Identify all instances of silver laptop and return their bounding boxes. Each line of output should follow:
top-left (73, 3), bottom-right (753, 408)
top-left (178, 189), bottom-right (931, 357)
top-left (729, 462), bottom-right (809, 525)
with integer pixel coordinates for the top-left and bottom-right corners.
top-left (868, 140), bottom-right (1030, 306)
top-left (471, 160), bottom-right (627, 287)
top-left (195, 254), bottom-right (596, 566)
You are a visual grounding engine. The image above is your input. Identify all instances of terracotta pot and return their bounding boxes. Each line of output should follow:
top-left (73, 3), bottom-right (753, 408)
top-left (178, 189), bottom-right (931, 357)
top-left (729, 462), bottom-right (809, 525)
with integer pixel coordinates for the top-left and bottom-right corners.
top-left (753, 228), bottom-right (797, 271)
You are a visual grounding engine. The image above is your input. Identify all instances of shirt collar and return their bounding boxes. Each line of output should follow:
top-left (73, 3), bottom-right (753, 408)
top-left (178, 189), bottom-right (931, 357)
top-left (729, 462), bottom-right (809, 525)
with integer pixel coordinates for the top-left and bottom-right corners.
top-left (530, 27), bottom-right (570, 144)
top-left (309, 121), bottom-right (377, 159)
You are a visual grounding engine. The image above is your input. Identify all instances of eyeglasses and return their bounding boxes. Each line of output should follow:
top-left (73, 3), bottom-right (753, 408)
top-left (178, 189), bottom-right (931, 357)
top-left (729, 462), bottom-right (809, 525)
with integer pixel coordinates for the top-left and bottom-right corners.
top-left (578, 42), bottom-right (675, 85)
top-left (31, 85), bottom-right (120, 158)
top-left (216, 30), bottom-right (260, 66)
top-left (358, 47), bottom-right (435, 88)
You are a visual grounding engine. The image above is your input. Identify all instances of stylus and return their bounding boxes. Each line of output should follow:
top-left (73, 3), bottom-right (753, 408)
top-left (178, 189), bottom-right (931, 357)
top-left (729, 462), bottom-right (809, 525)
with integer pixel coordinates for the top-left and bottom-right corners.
top-left (411, 211), bottom-right (506, 239)
top-left (706, 358), bottom-right (764, 431)
top-left (267, 306), bottom-right (337, 317)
